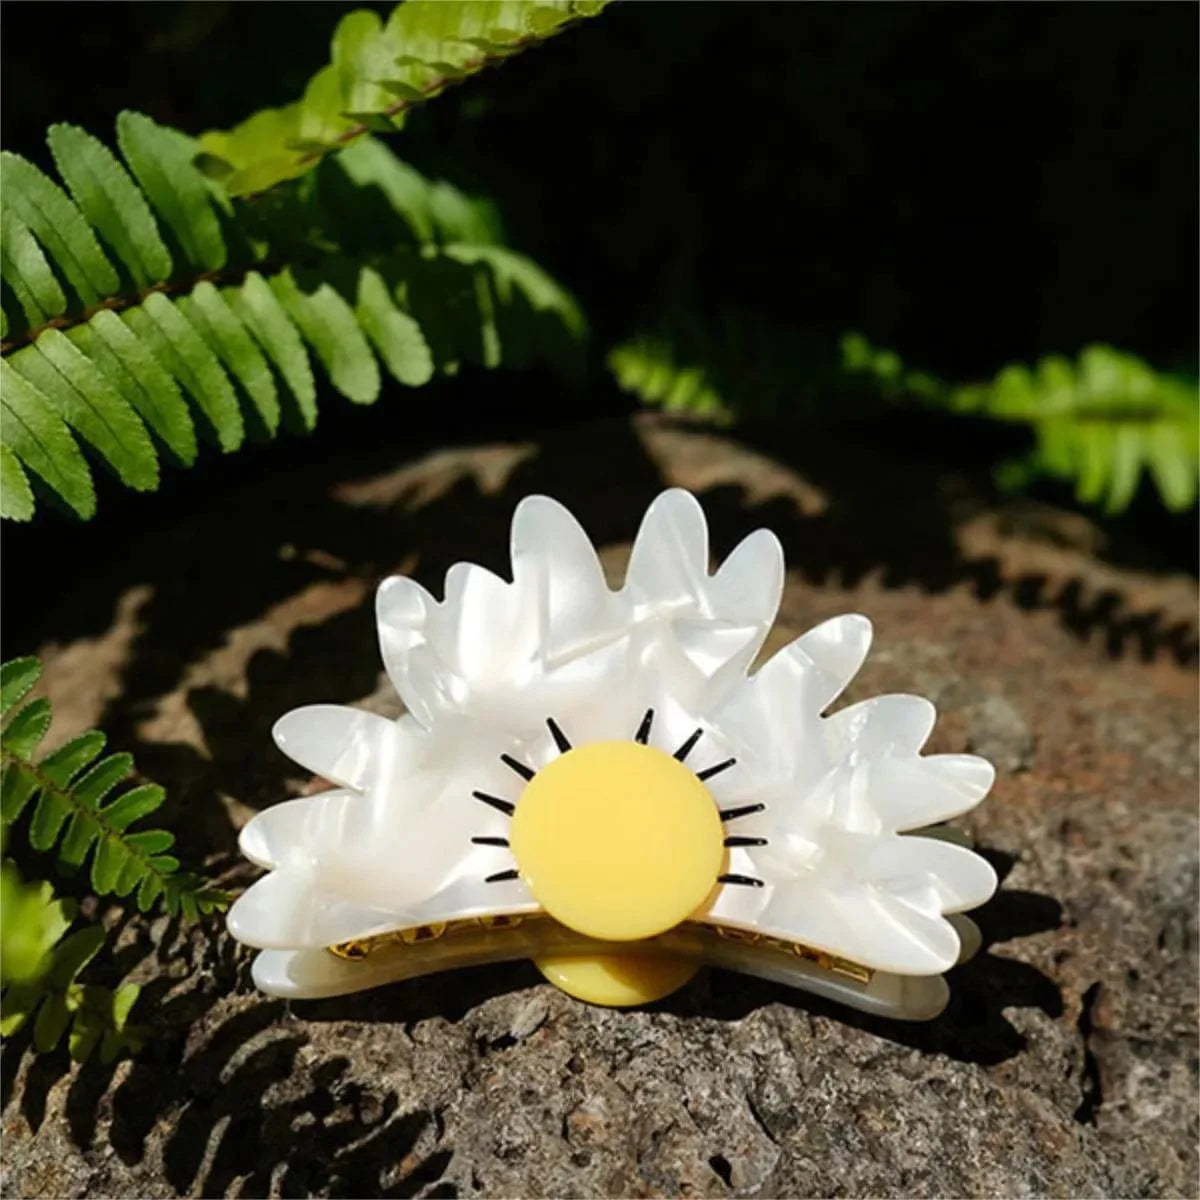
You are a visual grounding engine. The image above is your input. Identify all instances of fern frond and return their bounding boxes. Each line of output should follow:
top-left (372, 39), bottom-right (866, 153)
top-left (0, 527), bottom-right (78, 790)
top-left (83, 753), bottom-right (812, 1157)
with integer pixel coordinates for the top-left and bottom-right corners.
top-left (1, 114), bottom-right (586, 519)
top-left (0, 856), bottom-right (73, 987)
top-left (609, 335), bottom-right (732, 423)
top-left (608, 312), bottom-right (845, 424)
top-left (198, 0), bottom-right (611, 197)
top-left (1, 861), bottom-right (143, 1062)
top-left (0, 657), bottom-right (227, 918)
top-left (843, 336), bottom-right (1200, 514)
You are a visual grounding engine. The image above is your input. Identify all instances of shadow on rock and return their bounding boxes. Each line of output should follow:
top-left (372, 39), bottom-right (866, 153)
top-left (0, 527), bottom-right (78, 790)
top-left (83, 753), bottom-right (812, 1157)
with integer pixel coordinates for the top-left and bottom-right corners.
top-left (96, 999), bottom-right (458, 1198)
top-left (665, 847), bottom-right (1064, 1068)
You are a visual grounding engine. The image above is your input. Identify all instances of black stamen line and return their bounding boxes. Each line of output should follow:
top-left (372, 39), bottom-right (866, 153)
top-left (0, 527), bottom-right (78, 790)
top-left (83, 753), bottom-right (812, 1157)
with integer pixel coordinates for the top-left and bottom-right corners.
top-left (634, 708), bottom-right (654, 745)
top-left (500, 753), bottom-right (535, 782)
top-left (546, 717), bottom-right (572, 753)
top-left (724, 836), bottom-right (768, 848)
top-left (471, 836), bottom-right (510, 847)
top-left (473, 790), bottom-right (514, 816)
top-left (718, 873), bottom-right (765, 888)
top-left (720, 803), bottom-right (765, 822)
top-left (674, 728), bottom-right (704, 762)
top-left (697, 757), bottom-right (736, 782)
top-left (485, 869), bottom-right (520, 883)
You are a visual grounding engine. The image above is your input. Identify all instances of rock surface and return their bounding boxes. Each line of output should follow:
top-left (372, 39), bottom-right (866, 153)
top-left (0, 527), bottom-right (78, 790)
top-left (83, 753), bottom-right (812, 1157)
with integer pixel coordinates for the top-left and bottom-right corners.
top-left (2, 415), bottom-right (1197, 1198)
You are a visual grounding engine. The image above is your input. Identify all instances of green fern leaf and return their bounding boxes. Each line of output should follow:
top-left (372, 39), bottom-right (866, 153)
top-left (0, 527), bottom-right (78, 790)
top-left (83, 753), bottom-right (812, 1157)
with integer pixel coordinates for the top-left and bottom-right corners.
top-left (70, 310), bottom-right (198, 466)
top-left (1145, 420), bottom-right (1195, 510)
top-left (0, 152), bottom-right (120, 307)
top-left (1104, 426), bottom-right (1142, 514)
top-left (3, 115), bottom-right (585, 518)
top-left (123, 292), bottom-right (244, 452)
top-left (116, 111), bottom-right (227, 272)
top-left (0, 657), bottom-right (228, 918)
top-left (198, 0), bottom-right (611, 196)
top-left (1, 872), bottom-right (144, 1063)
top-left (270, 268), bottom-right (381, 403)
top-left (427, 182), bottom-right (504, 247)
top-left (355, 266), bottom-right (434, 386)
top-left (444, 242), bottom-right (585, 373)
top-left (1, 210), bottom-right (67, 325)
top-left (609, 335), bottom-right (731, 421)
top-left (47, 123), bottom-right (173, 289)
top-left (178, 281), bottom-right (280, 435)
top-left (8, 330), bottom-right (159, 491)
top-left (445, 243), bottom-right (584, 335)
top-left (0, 861), bottom-right (74, 987)
top-left (224, 271), bottom-right (317, 428)
top-left (333, 137), bottom-right (437, 244)
top-left (0, 442), bottom-right (34, 521)
top-left (842, 335), bottom-right (1199, 514)
top-left (3, 698), bottom-right (53, 760)
top-left (0, 656), bottom-right (41, 718)
top-left (0, 360), bottom-right (96, 518)
top-left (334, 11), bottom-right (411, 128)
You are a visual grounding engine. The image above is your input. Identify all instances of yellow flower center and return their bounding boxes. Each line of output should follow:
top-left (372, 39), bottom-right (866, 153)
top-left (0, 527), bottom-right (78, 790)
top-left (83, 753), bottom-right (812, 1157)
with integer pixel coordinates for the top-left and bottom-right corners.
top-left (510, 740), bottom-right (725, 942)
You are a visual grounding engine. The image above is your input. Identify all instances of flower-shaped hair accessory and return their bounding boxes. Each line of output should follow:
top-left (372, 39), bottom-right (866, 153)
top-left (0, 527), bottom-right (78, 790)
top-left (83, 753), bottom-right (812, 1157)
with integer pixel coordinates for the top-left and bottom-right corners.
top-left (229, 491), bottom-right (997, 1019)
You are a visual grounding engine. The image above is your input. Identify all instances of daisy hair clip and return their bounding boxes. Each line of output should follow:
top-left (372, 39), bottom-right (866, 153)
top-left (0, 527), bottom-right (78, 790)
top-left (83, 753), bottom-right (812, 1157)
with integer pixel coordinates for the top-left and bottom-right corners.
top-left (229, 490), bottom-right (997, 1020)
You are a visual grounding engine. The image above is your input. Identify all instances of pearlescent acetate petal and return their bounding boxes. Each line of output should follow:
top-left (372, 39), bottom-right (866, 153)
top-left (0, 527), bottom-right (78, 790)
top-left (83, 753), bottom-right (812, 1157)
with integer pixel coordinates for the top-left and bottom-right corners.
top-left (864, 753), bottom-right (996, 832)
top-left (273, 705), bottom-right (405, 791)
top-left (231, 489), bottom-right (997, 1010)
top-left (238, 789), bottom-right (356, 869)
top-left (227, 866), bottom-right (402, 950)
top-left (511, 494), bottom-right (621, 663)
top-left (823, 694), bottom-right (937, 758)
top-left (624, 488), bottom-right (710, 613)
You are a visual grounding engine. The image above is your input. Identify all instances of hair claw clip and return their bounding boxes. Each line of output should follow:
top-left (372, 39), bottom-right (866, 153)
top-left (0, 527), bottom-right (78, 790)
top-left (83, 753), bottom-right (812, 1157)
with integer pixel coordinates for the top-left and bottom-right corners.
top-left (229, 490), bottom-right (997, 1020)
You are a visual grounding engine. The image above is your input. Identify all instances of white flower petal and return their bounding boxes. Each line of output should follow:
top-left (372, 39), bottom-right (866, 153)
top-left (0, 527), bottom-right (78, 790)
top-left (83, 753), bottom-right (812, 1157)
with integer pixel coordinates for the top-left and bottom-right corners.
top-left (273, 705), bottom-right (404, 791)
top-left (252, 947), bottom-right (362, 999)
top-left (669, 617), bottom-right (763, 680)
top-left (823, 694), bottom-right (937, 757)
top-left (865, 894), bottom-right (965, 972)
top-left (709, 527), bottom-right (785, 632)
top-left (376, 574), bottom-right (436, 697)
top-left (707, 616), bottom-right (871, 783)
top-left (786, 614), bottom-right (873, 713)
top-left (440, 562), bottom-right (534, 681)
top-left (865, 753), bottom-right (996, 831)
top-left (252, 946), bottom-right (424, 1000)
top-left (227, 867), bottom-right (399, 950)
top-left (511, 494), bottom-right (619, 662)
top-left (394, 643), bottom-right (452, 728)
top-left (709, 826), bottom-right (995, 973)
top-left (395, 875), bottom-right (538, 929)
top-left (862, 835), bottom-right (998, 913)
top-left (624, 488), bottom-right (710, 612)
top-left (238, 789), bottom-right (356, 869)
top-left (745, 879), bottom-right (963, 975)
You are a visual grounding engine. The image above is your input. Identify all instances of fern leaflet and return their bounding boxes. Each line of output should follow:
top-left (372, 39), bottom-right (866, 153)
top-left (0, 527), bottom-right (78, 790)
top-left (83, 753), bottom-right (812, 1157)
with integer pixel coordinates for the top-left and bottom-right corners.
top-left (609, 317), bottom-right (1197, 516)
top-left (842, 335), bottom-right (1199, 514)
top-left (1, 114), bottom-right (585, 519)
top-left (198, 0), bottom-right (611, 197)
top-left (0, 860), bottom-right (143, 1062)
top-left (0, 657), bottom-right (227, 918)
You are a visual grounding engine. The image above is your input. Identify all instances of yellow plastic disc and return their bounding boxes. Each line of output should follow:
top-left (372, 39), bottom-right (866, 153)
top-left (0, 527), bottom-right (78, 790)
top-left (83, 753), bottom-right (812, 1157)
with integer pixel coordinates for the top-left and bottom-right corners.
top-left (535, 953), bottom-right (700, 1007)
top-left (510, 740), bottom-right (724, 941)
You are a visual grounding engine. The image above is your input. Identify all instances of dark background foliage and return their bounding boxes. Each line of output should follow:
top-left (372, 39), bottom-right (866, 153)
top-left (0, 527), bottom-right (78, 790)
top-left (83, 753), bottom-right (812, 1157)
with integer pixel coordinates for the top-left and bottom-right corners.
top-left (2, 0), bottom-right (1196, 592)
